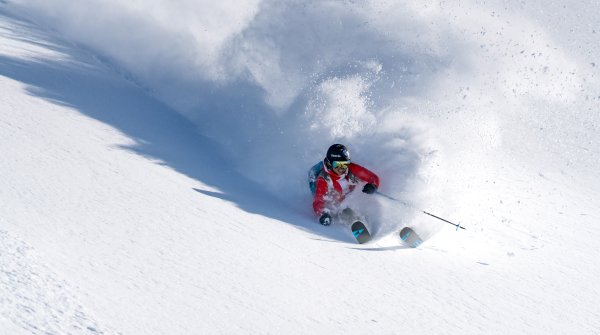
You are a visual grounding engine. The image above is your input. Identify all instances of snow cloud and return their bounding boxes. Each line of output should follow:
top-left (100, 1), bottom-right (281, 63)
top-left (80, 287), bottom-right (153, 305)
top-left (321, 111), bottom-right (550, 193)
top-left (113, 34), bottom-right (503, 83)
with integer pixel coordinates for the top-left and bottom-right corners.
top-left (7, 0), bottom-right (599, 211)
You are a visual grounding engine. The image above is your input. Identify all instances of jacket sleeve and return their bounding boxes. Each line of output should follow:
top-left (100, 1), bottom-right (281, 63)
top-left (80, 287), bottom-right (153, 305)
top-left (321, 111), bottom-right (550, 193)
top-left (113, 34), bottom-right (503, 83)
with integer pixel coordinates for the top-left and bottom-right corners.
top-left (312, 177), bottom-right (329, 216)
top-left (350, 163), bottom-right (380, 188)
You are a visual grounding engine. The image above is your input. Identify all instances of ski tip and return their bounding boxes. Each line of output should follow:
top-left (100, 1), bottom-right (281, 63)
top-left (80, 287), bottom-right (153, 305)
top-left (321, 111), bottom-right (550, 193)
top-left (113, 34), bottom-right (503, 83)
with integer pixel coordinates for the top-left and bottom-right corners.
top-left (351, 221), bottom-right (372, 244)
top-left (399, 227), bottom-right (413, 239)
top-left (399, 227), bottom-right (423, 248)
top-left (351, 221), bottom-right (365, 229)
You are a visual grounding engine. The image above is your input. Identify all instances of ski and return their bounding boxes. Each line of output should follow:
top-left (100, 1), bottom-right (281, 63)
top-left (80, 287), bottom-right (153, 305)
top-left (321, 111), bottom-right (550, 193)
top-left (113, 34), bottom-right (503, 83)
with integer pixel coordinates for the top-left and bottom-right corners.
top-left (351, 221), bottom-right (372, 244)
top-left (399, 227), bottom-right (423, 248)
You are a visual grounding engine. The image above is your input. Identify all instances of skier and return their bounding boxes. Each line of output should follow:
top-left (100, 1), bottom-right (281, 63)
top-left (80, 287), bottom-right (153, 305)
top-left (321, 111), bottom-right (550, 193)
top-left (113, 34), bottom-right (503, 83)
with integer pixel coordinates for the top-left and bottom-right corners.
top-left (308, 144), bottom-right (380, 226)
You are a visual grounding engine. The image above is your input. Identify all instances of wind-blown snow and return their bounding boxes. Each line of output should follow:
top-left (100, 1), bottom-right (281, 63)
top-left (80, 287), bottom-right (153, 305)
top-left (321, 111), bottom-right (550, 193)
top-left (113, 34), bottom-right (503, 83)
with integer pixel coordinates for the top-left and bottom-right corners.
top-left (1, 1), bottom-right (599, 334)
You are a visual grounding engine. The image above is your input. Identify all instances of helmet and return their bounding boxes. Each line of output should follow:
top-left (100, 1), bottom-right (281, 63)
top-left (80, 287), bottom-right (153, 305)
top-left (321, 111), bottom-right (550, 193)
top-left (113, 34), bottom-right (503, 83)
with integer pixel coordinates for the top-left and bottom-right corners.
top-left (326, 144), bottom-right (350, 164)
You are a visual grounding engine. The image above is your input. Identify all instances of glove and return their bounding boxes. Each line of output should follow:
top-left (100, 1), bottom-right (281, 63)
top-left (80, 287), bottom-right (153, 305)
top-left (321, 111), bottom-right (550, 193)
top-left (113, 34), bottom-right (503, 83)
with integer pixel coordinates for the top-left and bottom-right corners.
top-left (362, 183), bottom-right (377, 194)
top-left (319, 213), bottom-right (332, 226)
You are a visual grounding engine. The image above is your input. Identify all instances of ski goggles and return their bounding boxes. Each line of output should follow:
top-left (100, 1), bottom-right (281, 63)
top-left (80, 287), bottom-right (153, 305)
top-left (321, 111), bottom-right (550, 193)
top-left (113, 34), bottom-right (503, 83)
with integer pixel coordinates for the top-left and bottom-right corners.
top-left (331, 160), bottom-right (351, 169)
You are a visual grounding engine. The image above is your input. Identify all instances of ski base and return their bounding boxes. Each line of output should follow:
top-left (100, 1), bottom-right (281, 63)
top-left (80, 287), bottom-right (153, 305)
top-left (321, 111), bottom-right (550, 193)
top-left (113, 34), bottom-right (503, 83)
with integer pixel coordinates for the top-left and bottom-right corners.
top-left (351, 221), bottom-right (372, 244)
top-left (399, 227), bottom-right (423, 248)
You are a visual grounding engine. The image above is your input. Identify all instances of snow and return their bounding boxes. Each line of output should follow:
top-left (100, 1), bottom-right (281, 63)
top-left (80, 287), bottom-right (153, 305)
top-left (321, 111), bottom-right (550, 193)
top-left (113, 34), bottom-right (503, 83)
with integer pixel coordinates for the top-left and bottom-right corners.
top-left (1, 1), bottom-right (600, 334)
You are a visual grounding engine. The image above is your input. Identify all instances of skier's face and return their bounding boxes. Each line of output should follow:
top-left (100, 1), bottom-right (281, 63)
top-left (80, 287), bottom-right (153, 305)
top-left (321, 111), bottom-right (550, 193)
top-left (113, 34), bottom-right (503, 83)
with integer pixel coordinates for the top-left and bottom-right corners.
top-left (333, 165), bottom-right (347, 175)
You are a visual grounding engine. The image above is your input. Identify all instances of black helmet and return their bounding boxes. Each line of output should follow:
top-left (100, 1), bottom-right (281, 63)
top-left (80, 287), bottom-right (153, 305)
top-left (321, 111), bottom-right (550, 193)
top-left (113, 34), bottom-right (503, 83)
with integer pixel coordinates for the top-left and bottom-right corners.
top-left (326, 144), bottom-right (350, 164)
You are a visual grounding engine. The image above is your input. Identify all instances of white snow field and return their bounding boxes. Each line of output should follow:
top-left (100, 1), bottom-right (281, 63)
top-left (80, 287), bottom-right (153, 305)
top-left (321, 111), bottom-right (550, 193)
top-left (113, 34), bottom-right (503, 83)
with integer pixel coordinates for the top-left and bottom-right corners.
top-left (1, 1), bottom-right (599, 334)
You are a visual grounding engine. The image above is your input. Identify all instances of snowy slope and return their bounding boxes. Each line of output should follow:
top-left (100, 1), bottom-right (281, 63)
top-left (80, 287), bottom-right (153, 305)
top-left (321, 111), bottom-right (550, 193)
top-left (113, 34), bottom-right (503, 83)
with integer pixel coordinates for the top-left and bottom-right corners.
top-left (2, 2), bottom-right (600, 335)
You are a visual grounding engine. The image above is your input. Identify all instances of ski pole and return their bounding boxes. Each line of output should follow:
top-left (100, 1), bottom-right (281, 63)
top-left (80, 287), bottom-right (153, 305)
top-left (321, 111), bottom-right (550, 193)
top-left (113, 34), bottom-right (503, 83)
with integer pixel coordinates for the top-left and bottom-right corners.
top-left (375, 191), bottom-right (466, 230)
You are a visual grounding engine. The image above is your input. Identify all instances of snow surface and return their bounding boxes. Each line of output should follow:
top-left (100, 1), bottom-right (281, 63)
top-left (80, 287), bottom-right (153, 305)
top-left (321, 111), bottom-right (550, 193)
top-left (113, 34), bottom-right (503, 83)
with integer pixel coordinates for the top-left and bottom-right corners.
top-left (1, 1), bottom-right (599, 334)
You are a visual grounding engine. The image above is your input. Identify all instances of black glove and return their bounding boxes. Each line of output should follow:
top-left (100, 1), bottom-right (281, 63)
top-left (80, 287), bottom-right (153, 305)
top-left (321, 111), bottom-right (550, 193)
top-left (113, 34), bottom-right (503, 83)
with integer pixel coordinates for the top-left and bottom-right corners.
top-left (362, 183), bottom-right (377, 194)
top-left (319, 213), bottom-right (332, 226)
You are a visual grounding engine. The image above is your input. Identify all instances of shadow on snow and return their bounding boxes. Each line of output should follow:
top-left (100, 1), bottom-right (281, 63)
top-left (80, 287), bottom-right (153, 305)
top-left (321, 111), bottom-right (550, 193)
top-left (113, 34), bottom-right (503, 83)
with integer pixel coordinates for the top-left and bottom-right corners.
top-left (0, 8), bottom-right (359, 243)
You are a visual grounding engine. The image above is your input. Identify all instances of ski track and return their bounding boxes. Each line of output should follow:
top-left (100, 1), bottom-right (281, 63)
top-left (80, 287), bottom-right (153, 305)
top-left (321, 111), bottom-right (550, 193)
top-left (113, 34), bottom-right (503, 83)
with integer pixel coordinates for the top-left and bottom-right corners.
top-left (0, 230), bottom-right (110, 335)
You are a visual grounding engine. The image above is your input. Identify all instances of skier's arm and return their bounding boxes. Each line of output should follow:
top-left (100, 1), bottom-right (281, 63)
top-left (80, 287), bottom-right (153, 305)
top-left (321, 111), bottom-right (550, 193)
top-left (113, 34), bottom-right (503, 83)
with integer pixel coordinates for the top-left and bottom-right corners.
top-left (350, 164), bottom-right (380, 188)
top-left (312, 177), bottom-right (329, 216)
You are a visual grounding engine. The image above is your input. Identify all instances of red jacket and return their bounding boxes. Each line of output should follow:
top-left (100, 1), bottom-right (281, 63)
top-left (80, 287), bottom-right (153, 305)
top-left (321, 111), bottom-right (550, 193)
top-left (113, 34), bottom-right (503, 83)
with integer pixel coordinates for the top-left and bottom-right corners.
top-left (312, 163), bottom-right (380, 216)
